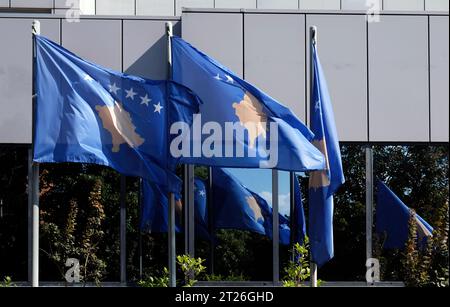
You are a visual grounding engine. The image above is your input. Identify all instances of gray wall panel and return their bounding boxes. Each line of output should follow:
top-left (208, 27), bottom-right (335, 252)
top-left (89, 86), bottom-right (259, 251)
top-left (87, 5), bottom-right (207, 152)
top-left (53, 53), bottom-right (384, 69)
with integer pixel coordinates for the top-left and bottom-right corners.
top-left (383, 0), bottom-right (424, 11)
top-left (10, 0), bottom-right (53, 8)
top-left (369, 16), bottom-right (429, 142)
top-left (0, 18), bottom-right (60, 144)
top-left (244, 14), bottom-right (306, 122)
top-left (215, 0), bottom-right (256, 9)
top-left (62, 19), bottom-right (122, 71)
top-left (430, 16), bottom-right (449, 142)
top-left (123, 20), bottom-right (180, 79)
top-left (136, 0), bottom-right (175, 16)
top-left (307, 14), bottom-right (368, 142)
top-left (426, 0), bottom-right (449, 11)
top-left (257, 0), bottom-right (299, 9)
top-left (182, 12), bottom-right (243, 77)
top-left (96, 0), bottom-right (135, 15)
top-left (0, 1), bottom-right (9, 7)
top-left (176, 0), bottom-right (214, 16)
top-left (300, 0), bottom-right (340, 10)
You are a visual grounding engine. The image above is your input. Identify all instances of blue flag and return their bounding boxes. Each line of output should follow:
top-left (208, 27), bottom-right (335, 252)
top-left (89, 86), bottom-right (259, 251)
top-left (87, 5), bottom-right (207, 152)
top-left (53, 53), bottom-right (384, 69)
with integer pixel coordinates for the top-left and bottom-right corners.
top-left (140, 180), bottom-right (183, 233)
top-left (212, 168), bottom-right (291, 245)
top-left (171, 36), bottom-right (325, 172)
top-left (34, 35), bottom-right (200, 193)
top-left (294, 176), bottom-right (307, 245)
top-left (376, 180), bottom-right (433, 249)
top-left (141, 178), bottom-right (210, 240)
top-left (308, 43), bottom-right (345, 267)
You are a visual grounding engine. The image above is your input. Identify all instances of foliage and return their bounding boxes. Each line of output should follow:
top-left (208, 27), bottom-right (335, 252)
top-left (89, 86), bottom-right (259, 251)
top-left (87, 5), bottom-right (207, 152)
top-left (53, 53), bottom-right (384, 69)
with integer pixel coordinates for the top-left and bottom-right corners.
top-left (138, 267), bottom-right (169, 287)
top-left (0, 276), bottom-right (14, 287)
top-left (282, 238), bottom-right (311, 287)
top-left (204, 273), bottom-right (248, 282)
top-left (177, 254), bottom-right (206, 287)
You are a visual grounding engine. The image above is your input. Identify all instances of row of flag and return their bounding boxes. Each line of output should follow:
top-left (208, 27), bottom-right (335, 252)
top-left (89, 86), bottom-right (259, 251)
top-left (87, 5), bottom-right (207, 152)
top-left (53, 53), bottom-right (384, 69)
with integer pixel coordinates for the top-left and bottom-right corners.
top-left (140, 167), bottom-right (306, 246)
top-left (33, 33), bottom-right (342, 267)
top-left (33, 31), bottom-right (432, 270)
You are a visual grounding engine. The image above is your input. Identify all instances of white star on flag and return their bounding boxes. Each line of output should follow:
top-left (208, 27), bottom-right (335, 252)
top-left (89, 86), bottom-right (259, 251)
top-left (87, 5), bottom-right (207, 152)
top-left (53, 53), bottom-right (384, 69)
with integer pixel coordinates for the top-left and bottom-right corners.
top-left (125, 88), bottom-right (137, 100)
top-left (140, 94), bottom-right (151, 106)
top-left (84, 74), bottom-right (94, 82)
top-left (315, 100), bottom-right (321, 110)
top-left (109, 83), bottom-right (120, 95)
top-left (214, 73), bottom-right (221, 81)
top-left (225, 75), bottom-right (234, 83)
top-left (153, 102), bottom-right (163, 114)
top-left (199, 190), bottom-right (205, 197)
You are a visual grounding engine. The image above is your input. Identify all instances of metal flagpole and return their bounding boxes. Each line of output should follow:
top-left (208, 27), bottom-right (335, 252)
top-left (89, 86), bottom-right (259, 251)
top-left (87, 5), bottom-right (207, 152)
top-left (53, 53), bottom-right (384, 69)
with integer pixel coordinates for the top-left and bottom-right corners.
top-left (166, 21), bottom-right (177, 287)
top-left (138, 178), bottom-right (143, 280)
top-left (289, 172), bottom-right (296, 261)
top-left (208, 167), bottom-right (215, 274)
top-left (272, 170), bottom-right (279, 285)
top-left (120, 175), bottom-right (126, 284)
top-left (309, 25), bottom-right (318, 288)
top-left (188, 165), bottom-right (195, 257)
top-left (365, 146), bottom-right (374, 284)
top-left (31, 19), bottom-right (40, 288)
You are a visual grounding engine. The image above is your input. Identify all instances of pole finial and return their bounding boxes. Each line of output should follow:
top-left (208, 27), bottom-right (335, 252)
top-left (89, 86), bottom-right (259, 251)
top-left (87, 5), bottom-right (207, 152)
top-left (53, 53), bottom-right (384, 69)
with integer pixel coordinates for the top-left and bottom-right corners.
top-left (32, 20), bottom-right (40, 35)
top-left (166, 21), bottom-right (173, 38)
top-left (310, 26), bottom-right (318, 46)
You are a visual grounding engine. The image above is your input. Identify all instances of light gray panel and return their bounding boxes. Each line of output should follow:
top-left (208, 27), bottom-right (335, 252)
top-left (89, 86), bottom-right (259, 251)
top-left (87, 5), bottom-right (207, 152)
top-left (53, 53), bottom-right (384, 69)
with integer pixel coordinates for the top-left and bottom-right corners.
top-left (257, 0), bottom-right (298, 9)
top-left (425, 0), bottom-right (449, 11)
top-left (80, 0), bottom-right (95, 14)
top-left (369, 16), bottom-right (429, 142)
top-left (383, 0), bottom-right (424, 11)
top-left (10, 0), bottom-right (53, 7)
top-left (0, 0), bottom-right (9, 7)
top-left (430, 16), bottom-right (449, 142)
top-left (0, 18), bottom-right (60, 144)
top-left (342, 0), bottom-right (375, 10)
top-left (123, 20), bottom-right (180, 79)
top-left (215, 0), bottom-right (256, 9)
top-left (136, 0), bottom-right (175, 16)
top-left (299, 0), bottom-right (340, 10)
top-left (62, 19), bottom-right (122, 71)
top-left (244, 14), bottom-right (306, 122)
top-left (96, 0), bottom-right (135, 15)
top-left (182, 12), bottom-right (243, 77)
top-left (54, 0), bottom-right (80, 8)
top-left (307, 15), bottom-right (368, 142)
top-left (176, 0), bottom-right (214, 16)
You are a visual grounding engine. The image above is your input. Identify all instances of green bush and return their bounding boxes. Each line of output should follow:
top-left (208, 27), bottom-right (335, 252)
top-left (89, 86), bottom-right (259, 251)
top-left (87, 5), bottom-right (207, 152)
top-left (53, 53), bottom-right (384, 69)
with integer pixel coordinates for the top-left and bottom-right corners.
top-left (177, 254), bottom-right (206, 287)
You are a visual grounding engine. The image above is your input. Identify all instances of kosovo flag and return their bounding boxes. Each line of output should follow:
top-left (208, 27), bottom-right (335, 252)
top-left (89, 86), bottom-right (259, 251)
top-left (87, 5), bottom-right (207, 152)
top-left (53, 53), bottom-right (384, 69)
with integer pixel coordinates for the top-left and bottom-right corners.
top-left (212, 168), bottom-right (291, 245)
top-left (376, 180), bottom-right (433, 249)
top-left (34, 35), bottom-right (200, 192)
top-left (140, 180), bottom-right (183, 233)
top-left (308, 43), bottom-right (345, 267)
top-left (141, 178), bottom-right (210, 240)
top-left (171, 36), bottom-right (325, 172)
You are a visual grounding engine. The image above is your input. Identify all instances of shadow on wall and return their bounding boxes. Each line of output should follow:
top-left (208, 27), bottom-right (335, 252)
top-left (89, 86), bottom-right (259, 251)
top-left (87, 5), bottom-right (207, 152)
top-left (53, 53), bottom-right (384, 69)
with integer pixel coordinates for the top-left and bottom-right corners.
top-left (124, 22), bottom-right (181, 80)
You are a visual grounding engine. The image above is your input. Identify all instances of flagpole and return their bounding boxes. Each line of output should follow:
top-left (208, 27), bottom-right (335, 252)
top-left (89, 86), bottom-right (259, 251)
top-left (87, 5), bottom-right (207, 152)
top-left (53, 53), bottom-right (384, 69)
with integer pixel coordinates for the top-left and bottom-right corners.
top-left (272, 169), bottom-right (279, 285)
top-left (166, 21), bottom-right (177, 288)
top-left (31, 19), bottom-right (40, 288)
top-left (365, 146), bottom-right (374, 285)
top-left (208, 167), bottom-right (215, 274)
top-left (289, 171), bottom-right (296, 261)
top-left (138, 178), bottom-right (143, 280)
top-left (188, 165), bottom-right (195, 257)
top-left (120, 175), bottom-right (127, 284)
top-left (309, 25), bottom-right (318, 288)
